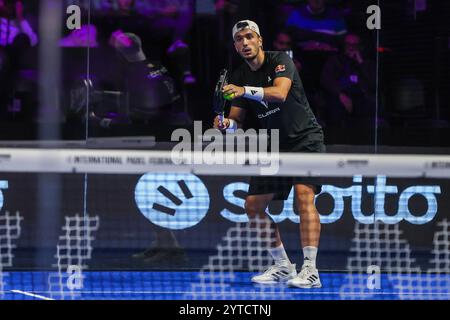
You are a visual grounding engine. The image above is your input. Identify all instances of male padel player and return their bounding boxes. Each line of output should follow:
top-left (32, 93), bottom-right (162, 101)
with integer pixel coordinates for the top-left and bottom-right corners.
top-left (213, 20), bottom-right (325, 288)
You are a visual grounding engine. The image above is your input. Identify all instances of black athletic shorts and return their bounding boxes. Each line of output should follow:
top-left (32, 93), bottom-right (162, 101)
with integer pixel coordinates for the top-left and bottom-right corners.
top-left (247, 141), bottom-right (326, 200)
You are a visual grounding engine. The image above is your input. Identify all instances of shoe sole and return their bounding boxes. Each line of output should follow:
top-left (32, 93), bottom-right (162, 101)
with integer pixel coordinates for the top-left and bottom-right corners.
top-left (287, 282), bottom-right (322, 289)
top-left (251, 274), bottom-right (297, 285)
top-left (251, 279), bottom-right (279, 284)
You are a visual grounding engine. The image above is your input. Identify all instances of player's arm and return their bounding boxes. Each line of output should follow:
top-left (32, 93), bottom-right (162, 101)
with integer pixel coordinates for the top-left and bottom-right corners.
top-left (213, 106), bottom-right (246, 131)
top-left (260, 77), bottom-right (292, 103)
top-left (222, 78), bottom-right (291, 104)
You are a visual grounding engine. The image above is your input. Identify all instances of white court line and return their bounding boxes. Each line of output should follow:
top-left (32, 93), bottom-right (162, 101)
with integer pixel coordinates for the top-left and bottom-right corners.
top-left (10, 290), bottom-right (54, 300)
top-left (12, 290), bottom-right (450, 296)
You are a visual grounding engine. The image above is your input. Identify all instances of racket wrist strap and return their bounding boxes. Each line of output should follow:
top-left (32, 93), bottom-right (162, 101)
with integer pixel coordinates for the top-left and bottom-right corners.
top-left (243, 86), bottom-right (264, 102)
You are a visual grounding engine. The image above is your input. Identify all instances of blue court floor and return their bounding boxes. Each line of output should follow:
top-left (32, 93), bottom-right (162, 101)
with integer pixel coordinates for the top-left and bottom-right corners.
top-left (1, 271), bottom-right (449, 300)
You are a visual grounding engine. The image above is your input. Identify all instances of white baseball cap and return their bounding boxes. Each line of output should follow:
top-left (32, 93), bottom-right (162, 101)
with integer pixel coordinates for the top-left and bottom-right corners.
top-left (232, 20), bottom-right (261, 39)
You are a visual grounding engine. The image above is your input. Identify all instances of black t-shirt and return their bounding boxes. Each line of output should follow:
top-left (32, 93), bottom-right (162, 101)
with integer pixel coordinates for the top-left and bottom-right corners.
top-left (231, 51), bottom-right (324, 151)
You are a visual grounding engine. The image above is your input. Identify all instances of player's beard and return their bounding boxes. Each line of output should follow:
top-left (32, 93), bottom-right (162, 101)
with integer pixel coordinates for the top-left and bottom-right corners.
top-left (244, 46), bottom-right (259, 61)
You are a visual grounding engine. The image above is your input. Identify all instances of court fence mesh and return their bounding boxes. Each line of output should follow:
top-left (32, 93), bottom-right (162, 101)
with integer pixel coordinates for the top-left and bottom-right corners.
top-left (0, 148), bottom-right (449, 300)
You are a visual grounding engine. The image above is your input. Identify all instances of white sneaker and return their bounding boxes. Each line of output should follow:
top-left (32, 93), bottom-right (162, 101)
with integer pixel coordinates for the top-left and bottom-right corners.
top-left (251, 262), bottom-right (297, 284)
top-left (287, 264), bottom-right (322, 288)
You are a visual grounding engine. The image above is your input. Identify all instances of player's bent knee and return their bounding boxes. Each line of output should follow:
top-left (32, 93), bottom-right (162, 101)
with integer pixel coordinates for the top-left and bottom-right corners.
top-left (295, 185), bottom-right (316, 200)
top-left (295, 185), bottom-right (319, 215)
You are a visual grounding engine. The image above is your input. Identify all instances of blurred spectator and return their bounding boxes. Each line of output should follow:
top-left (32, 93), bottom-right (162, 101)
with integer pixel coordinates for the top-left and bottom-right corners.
top-left (320, 33), bottom-right (376, 127)
top-left (276, 0), bottom-right (304, 26)
top-left (272, 30), bottom-right (302, 72)
top-left (0, 0), bottom-right (38, 46)
top-left (284, 0), bottom-right (348, 125)
top-left (106, 31), bottom-right (182, 123)
top-left (134, 0), bottom-right (196, 84)
top-left (0, 38), bottom-right (8, 115)
top-left (59, 24), bottom-right (99, 48)
top-left (286, 0), bottom-right (346, 52)
top-left (215, 0), bottom-right (240, 39)
top-left (214, 0), bottom-right (239, 68)
top-left (95, 0), bottom-right (148, 41)
top-left (215, 0), bottom-right (239, 14)
top-left (136, 0), bottom-right (192, 42)
top-left (0, 1), bottom-right (37, 121)
top-left (118, 0), bottom-right (134, 14)
top-left (8, 32), bottom-right (38, 122)
top-left (94, 0), bottom-right (196, 85)
top-left (0, 39), bottom-right (5, 71)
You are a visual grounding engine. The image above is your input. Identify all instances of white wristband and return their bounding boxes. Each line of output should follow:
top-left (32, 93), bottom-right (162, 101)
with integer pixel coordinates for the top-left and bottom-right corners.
top-left (226, 119), bottom-right (237, 133)
top-left (243, 86), bottom-right (264, 102)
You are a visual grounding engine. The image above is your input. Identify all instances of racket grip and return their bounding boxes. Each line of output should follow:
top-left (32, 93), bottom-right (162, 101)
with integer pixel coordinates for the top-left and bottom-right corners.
top-left (218, 113), bottom-right (224, 128)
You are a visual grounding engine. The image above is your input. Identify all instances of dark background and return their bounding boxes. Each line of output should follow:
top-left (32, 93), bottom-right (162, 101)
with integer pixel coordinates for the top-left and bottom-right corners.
top-left (0, 0), bottom-right (449, 147)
